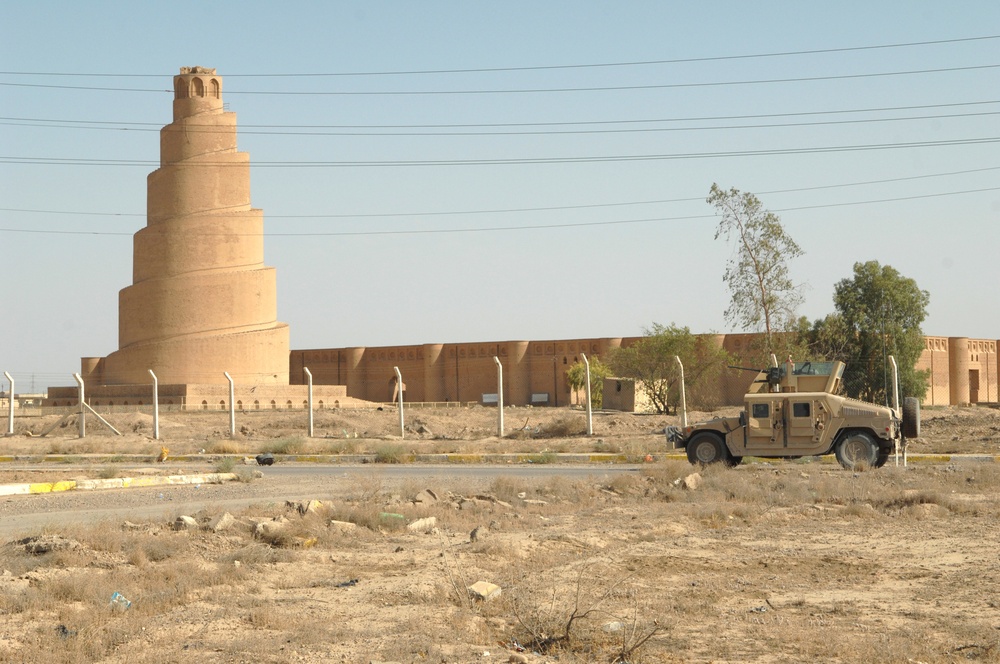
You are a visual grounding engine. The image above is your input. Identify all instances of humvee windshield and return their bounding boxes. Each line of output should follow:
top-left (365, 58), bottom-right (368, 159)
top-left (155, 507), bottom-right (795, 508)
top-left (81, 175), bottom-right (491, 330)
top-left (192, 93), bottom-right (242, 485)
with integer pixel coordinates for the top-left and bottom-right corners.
top-left (783, 361), bottom-right (843, 378)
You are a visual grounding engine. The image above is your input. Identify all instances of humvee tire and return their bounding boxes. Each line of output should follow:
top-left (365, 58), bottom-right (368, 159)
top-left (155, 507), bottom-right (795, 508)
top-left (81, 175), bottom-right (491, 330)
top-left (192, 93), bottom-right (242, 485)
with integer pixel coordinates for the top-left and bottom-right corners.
top-left (902, 397), bottom-right (921, 439)
top-left (875, 441), bottom-right (892, 469)
top-left (687, 432), bottom-right (728, 465)
top-left (835, 431), bottom-right (879, 470)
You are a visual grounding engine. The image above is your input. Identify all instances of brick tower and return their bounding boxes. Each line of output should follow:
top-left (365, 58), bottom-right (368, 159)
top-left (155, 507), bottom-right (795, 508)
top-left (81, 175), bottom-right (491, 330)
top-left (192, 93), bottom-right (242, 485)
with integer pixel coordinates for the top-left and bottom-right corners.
top-left (97, 66), bottom-right (289, 386)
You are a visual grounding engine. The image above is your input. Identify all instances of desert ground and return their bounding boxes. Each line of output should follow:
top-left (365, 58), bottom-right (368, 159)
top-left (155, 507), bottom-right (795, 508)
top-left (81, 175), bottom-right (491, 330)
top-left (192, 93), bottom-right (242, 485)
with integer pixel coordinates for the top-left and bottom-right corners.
top-left (1, 404), bottom-right (999, 663)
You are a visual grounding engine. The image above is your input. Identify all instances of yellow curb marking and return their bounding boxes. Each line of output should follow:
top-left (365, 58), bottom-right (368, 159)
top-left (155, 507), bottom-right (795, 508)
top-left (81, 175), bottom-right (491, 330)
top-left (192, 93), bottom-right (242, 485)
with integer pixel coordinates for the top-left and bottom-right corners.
top-left (28, 480), bottom-right (77, 494)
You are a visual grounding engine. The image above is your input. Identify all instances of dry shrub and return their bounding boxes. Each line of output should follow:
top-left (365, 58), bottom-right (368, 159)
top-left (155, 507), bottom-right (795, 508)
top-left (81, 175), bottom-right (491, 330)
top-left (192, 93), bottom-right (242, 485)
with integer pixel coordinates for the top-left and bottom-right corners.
top-left (124, 533), bottom-right (189, 565)
top-left (56, 522), bottom-right (128, 556)
top-left (534, 416), bottom-right (585, 438)
top-left (205, 439), bottom-right (248, 454)
top-left (488, 476), bottom-right (533, 503)
top-left (213, 456), bottom-right (236, 473)
top-left (326, 503), bottom-right (409, 532)
top-left (220, 543), bottom-right (295, 566)
top-left (232, 467), bottom-right (257, 483)
top-left (253, 513), bottom-right (334, 548)
top-left (316, 438), bottom-right (359, 454)
top-left (38, 571), bottom-right (106, 605)
top-left (535, 476), bottom-right (600, 506)
top-left (605, 472), bottom-right (648, 496)
top-left (374, 442), bottom-right (410, 463)
top-left (697, 466), bottom-right (814, 510)
top-left (263, 436), bottom-right (307, 455)
top-left (347, 471), bottom-right (385, 502)
top-left (499, 561), bottom-right (662, 662)
top-left (95, 465), bottom-right (122, 479)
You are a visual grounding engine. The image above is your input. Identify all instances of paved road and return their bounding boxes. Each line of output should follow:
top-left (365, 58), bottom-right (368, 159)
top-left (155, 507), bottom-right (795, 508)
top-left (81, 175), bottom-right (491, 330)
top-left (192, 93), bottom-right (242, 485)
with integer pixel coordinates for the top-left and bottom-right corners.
top-left (0, 463), bottom-right (641, 539)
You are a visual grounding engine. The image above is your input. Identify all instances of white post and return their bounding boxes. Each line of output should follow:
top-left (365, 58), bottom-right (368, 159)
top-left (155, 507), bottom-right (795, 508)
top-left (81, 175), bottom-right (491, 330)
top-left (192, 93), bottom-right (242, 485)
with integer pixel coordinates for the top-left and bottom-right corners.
top-left (303, 367), bottom-right (314, 438)
top-left (888, 356), bottom-right (905, 467)
top-left (224, 372), bottom-right (235, 439)
top-left (4, 371), bottom-right (13, 436)
top-left (493, 356), bottom-right (504, 438)
top-left (675, 356), bottom-right (688, 428)
top-left (581, 353), bottom-right (593, 435)
top-left (888, 356), bottom-right (901, 415)
top-left (393, 366), bottom-right (404, 439)
top-left (149, 370), bottom-right (159, 440)
top-left (73, 373), bottom-right (86, 438)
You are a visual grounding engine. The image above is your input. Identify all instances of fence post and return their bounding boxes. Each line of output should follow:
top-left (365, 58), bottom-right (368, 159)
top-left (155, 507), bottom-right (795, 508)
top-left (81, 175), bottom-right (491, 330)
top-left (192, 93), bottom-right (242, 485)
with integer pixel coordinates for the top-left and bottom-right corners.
top-left (493, 356), bottom-right (504, 437)
top-left (224, 372), bottom-right (235, 439)
top-left (581, 353), bottom-right (593, 435)
top-left (149, 370), bottom-right (159, 440)
top-left (73, 373), bottom-right (85, 438)
top-left (303, 367), bottom-right (314, 437)
top-left (4, 372), bottom-right (13, 436)
top-left (675, 356), bottom-right (688, 428)
top-left (394, 366), bottom-right (404, 439)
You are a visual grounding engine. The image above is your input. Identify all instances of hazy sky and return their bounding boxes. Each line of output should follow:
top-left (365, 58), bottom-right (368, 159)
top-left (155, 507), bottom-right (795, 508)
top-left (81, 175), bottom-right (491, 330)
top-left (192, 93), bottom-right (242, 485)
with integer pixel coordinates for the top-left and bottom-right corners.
top-left (2, 2), bottom-right (998, 391)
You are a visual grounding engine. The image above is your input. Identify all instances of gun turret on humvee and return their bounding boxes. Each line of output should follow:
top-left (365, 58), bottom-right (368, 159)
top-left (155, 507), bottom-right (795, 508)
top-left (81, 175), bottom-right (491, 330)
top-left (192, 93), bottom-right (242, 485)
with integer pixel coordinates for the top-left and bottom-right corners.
top-left (666, 357), bottom-right (920, 470)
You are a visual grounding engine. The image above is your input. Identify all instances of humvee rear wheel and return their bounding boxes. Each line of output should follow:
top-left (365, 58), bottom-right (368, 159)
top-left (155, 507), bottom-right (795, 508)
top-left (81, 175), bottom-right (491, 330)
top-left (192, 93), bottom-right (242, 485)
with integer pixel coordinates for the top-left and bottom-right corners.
top-left (835, 432), bottom-right (879, 470)
top-left (687, 433), bottom-right (728, 466)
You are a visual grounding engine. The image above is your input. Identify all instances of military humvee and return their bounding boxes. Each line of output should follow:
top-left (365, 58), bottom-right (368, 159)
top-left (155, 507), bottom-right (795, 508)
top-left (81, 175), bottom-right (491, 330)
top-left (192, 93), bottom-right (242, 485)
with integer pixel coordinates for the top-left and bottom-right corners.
top-left (667, 358), bottom-right (920, 470)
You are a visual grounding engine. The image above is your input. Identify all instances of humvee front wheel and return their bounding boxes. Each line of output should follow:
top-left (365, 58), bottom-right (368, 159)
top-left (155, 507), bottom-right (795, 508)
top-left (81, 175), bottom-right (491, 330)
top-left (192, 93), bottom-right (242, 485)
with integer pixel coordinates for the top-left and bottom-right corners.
top-left (687, 432), bottom-right (728, 466)
top-left (835, 432), bottom-right (879, 470)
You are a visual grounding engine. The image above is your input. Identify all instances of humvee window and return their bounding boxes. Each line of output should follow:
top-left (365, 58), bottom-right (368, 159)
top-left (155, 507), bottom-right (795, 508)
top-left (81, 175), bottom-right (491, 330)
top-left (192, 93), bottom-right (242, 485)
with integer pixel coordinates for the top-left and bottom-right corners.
top-left (792, 402), bottom-right (810, 417)
top-left (752, 403), bottom-right (769, 418)
top-left (792, 361), bottom-right (837, 376)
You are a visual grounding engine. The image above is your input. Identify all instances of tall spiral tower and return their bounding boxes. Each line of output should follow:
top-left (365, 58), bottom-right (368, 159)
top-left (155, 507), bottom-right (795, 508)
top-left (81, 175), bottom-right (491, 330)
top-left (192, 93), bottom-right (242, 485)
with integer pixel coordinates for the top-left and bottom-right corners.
top-left (100, 67), bottom-right (289, 386)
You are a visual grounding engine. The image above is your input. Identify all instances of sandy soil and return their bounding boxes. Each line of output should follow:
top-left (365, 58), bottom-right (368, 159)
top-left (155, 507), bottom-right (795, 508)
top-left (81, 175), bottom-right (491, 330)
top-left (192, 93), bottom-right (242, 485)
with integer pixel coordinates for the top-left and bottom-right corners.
top-left (1, 405), bottom-right (999, 663)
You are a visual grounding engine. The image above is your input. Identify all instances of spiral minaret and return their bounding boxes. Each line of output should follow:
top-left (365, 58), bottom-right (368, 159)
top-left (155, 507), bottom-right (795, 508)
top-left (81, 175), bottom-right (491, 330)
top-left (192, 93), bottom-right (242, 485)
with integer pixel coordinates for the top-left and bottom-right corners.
top-left (100, 66), bottom-right (289, 386)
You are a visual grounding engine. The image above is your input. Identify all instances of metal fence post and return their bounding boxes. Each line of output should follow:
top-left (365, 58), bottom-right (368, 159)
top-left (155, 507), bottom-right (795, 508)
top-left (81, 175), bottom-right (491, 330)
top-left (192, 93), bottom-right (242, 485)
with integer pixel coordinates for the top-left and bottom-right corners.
top-left (73, 373), bottom-right (85, 438)
top-left (581, 353), bottom-right (593, 435)
top-left (303, 367), bottom-right (314, 437)
top-left (394, 366), bottom-right (404, 439)
top-left (149, 369), bottom-right (159, 440)
top-left (493, 356), bottom-right (504, 437)
top-left (224, 372), bottom-right (235, 439)
top-left (675, 356), bottom-right (688, 428)
top-left (4, 371), bottom-right (13, 436)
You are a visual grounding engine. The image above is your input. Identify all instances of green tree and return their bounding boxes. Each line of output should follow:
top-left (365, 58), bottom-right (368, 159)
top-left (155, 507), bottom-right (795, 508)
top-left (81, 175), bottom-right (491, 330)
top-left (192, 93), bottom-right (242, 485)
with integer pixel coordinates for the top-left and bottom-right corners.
top-left (830, 261), bottom-right (930, 403)
top-left (803, 313), bottom-right (854, 362)
top-left (708, 184), bottom-right (804, 353)
top-left (566, 356), bottom-right (611, 409)
top-left (607, 323), bottom-right (729, 414)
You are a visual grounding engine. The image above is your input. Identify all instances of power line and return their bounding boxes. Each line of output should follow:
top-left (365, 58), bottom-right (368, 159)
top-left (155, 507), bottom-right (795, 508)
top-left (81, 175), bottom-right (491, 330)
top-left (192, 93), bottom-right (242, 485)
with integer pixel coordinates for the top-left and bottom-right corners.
top-left (3, 165), bottom-right (997, 220)
top-left (1, 186), bottom-right (996, 237)
top-left (1, 34), bottom-right (997, 77)
top-left (4, 110), bottom-right (997, 137)
top-left (3, 135), bottom-right (998, 168)
top-left (2, 63), bottom-right (997, 96)
top-left (4, 100), bottom-right (997, 130)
